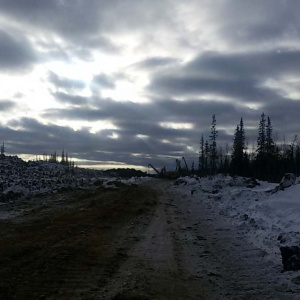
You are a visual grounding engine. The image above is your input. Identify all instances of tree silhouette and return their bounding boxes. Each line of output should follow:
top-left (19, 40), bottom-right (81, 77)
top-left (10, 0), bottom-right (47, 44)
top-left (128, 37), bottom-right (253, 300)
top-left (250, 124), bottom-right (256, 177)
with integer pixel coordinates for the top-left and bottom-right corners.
top-left (231, 118), bottom-right (247, 176)
top-left (209, 114), bottom-right (218, 174)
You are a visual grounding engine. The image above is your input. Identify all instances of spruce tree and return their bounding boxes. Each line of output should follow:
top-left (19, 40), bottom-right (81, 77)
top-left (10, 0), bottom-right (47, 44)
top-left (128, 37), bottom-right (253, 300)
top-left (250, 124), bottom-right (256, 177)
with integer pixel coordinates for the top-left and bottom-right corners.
top-left (204, 140), bottom-right (210, 173)
top-left (199, 135), bottom-right (205, 173)
top-left (209, 114), bottom-right (218, 174)
top-left (231, 118), bottom-right (246, 176)
top-left (255, 113), bottom-right (276, 180)
top-left (231, 124), bottom-right (241, 175)
top-left (295, 144), bottom-right (300, 176)
top-left (266, 117), bottom-right (275, 155)
top-left (1, 142), bottom-right (5, 156)
top-left (61, 149), bottom-right (65, 164)
top-left (239, 118), bottom-right (245, 151)
top-left (257, 113), bottom-right (266, 156)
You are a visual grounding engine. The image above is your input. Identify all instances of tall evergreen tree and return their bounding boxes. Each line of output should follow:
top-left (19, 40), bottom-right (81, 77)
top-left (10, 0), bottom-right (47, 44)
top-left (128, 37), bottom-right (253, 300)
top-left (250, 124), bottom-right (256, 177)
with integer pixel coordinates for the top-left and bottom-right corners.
top-left (254, 113), bottom-right (279, 181)
top-left (198, 135), bottom-right (205, 172)
top-left (231, 118), bottom-right (247, 176)
top-left (239, 118), bottom-right (245, 150)
top-left (0, 142), bottom-right (5, 156)
top-left (204, 139), bottom-right (210, 172)
top-left (295, 144), bottom-right (300, 176)
top-left (263, 116), bottom-right (277, 181)
top-left (209, 114), bottom-right (218, 174)
top-left (231, 124), bottom-right (241, 174)
top-left (257, 113), bottom-right (266, 156)
top-left (266, 117), bottom-right (275, 155)
top-left (61, 149), bottom-right (65, 164)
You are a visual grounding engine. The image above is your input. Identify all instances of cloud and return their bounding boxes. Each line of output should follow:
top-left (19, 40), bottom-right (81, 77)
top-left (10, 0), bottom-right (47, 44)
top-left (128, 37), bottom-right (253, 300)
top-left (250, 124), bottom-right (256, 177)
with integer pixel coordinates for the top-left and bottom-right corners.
top-left (52, 92), bottom-right (88, 106)
top-left (187, 50), bottom-right (300, 80)
top-left (48, 71), bottom-right (86, 91)
top-left (0, 0), bottom-right (173, 54)
top-left (132, 57), bottom-right (180, 70)
top-left (200, 0), bottom-right (300, 48)
top-left (92, 74), bottom-right (115, 89)
top-left (148, 48), bottom-right (300, 112)
top-left (0, 100), bottom-right (16, 111)
top-left (0, 30), bottom-right (36, 72)
top-left (3, 117), bottom-right (192, 169)
top-left (41, 96), bottom-right (259, 147)
top-left (1, 0), bottom-right (300, 170)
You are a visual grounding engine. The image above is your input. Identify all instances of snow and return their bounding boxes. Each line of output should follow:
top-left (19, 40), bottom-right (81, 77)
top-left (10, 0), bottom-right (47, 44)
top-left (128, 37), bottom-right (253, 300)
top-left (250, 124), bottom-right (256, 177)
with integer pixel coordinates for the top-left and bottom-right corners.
top-left (172, 174), bottom-right (300, 264)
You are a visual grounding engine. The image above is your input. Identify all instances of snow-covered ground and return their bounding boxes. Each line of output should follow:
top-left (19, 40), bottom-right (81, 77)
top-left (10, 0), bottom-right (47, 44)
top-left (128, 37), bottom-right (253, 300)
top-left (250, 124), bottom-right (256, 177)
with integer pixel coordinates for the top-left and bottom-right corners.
top-left (0, 155), bottom-right (151, 204)
top-left (0, 155), bottom-right (112, 202)
top-left (172, 174), bottom-right (300, 265)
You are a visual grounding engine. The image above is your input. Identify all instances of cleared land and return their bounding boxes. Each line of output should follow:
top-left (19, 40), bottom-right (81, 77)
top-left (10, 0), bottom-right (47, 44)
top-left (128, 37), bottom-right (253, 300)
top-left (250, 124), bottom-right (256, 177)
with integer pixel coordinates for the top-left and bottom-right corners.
top-left (0, 184), bottom-right (158, 299)
top-left (0, 180), bottom-right (299, 299)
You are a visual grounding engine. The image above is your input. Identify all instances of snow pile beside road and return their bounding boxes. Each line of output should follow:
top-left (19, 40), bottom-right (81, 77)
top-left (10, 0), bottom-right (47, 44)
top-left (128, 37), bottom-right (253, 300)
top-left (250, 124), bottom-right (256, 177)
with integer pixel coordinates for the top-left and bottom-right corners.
top-left (0, 156), bottom-right (105, 202)
top-left (173, 175), bottom-right (300, 259)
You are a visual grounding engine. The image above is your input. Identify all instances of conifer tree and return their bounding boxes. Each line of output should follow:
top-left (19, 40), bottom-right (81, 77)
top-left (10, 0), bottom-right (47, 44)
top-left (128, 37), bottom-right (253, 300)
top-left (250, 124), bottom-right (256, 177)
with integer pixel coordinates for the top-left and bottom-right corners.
top-left (198, 135), bottom-right (205, 173)
top-left (0, 142), bottom-right (5, 157)
top-left (257, 113), bottom-right (266, 156)
top-left (1, 142), bottom-right (5, 156)
top-left (61, 149), bottom-right (65, 164)
top-left (204, 140), bottom-right (209, 172)
top-left (295, 144), bottom-right (300, 176)
top-left (255, 113), bottom-right (278, 180)
top-left (209, 114), bottom-right (218, 174)
top-left (266, 117), bottom-right (275, 155)
top-left (254, 113), bottom-right (267, 179)
top-left (231, 118), bottom-right (247, 176)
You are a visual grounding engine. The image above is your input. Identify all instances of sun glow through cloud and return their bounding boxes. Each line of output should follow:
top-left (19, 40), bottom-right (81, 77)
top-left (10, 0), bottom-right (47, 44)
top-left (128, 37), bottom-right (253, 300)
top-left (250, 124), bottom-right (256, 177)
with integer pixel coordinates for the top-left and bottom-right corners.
top-left (159, 122), bottom-right (194, 130)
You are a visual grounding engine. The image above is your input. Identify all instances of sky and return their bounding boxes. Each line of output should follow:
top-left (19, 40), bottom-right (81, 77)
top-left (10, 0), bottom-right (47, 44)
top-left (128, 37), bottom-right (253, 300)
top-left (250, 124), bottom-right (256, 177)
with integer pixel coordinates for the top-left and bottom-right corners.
top-left (0, 0), bottom-right (300, 171)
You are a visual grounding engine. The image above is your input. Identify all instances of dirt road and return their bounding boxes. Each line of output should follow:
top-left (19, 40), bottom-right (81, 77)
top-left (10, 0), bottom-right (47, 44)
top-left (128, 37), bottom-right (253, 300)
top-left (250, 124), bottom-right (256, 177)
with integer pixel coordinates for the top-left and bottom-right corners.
top-left (0, 179), bottom-right (299, 299)
top-left (101, 180), bottom-right (300, 300)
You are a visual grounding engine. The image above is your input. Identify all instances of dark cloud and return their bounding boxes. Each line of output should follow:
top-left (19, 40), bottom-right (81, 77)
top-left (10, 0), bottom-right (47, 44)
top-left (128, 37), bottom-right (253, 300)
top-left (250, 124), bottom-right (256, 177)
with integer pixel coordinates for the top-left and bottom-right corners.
top-left (187, 50), bottom-right (300, 80)
top-left (0, 1), bottom-right (100, 41)
top-left (43, 97), bottom-right (157, 122)
top-left (0, 0), bottom-right (171, 54)
top-left (0, 30), bottom-right (36, 72)
top-left (149, 75), bottom-right (278, 104)
top-left (148, 48), bottom-right (300, 111)
top-left (3, 117), bottom-right (192, 169)
top-left (0, 100), bottom-right (16, 111)
top-left (92, 74), bottom-right (115, 89)
top-left (205, 0), bottom-right (300, 46)
top-left (48, 71), bottom-right (86, 91)
top-left (52, 92), bottom-right (88, 106)
top-left (41, 96), bottom-right (258, 145)
top-left (132, 57), bottom-right (180, 70)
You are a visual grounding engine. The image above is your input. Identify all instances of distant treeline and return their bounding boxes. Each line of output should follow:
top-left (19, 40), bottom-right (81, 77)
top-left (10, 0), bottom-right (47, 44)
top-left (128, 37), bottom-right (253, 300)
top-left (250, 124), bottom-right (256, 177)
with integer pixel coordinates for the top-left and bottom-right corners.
top-left (199, 113), bottom-right (300, 182)
top-left (37, 150), bottom-right (76, 167)
top-left (103, 168), bottom-right (146, 178)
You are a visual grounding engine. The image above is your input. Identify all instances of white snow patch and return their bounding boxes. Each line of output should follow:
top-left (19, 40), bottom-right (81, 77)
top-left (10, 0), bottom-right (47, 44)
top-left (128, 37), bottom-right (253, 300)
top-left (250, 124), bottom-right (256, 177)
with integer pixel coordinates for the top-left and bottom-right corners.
top-left (172, 175), bottom-right (300, 264)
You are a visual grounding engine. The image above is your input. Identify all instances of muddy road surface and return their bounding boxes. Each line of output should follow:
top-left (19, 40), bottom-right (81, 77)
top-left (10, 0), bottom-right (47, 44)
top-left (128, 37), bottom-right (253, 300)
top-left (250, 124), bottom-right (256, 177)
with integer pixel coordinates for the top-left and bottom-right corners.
top-left (0, 180), bottom-right (299, 299)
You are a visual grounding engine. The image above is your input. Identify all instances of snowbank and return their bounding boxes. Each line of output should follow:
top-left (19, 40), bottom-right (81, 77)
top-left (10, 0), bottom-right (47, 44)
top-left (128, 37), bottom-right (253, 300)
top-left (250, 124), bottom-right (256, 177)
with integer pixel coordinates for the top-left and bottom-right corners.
top-left (172, 175), bottom-right (300, 261)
